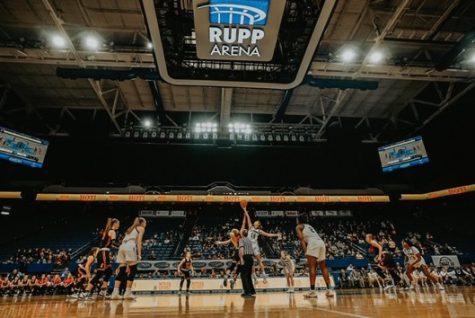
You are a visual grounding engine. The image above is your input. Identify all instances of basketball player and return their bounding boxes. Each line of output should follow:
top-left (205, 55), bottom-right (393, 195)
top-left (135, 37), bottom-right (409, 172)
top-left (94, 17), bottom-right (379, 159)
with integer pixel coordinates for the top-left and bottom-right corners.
top-left (80, 218), bottom-right (120, 299)
top-left (280, 250), bottom-right (295, 293)
top-left (243, 206), bottom-right (282, 281)
top-left (177, 251), bottom-right (195, 295)
top-left (296, 217), bottom-right (334, 298)
top-left (72, 247), bottom-right (99, 299)
top-left (402, 239), bottom-right (444, 290)
top-left (110, 217), bottom-right (147, 300)
top-left (215, 212), bottom-right (247, 289)
top-left (365, 234), bottom-right (401, 290)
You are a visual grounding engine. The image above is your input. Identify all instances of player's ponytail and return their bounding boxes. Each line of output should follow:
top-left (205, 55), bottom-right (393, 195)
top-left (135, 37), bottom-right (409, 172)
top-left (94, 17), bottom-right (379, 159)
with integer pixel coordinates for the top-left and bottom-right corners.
top-left (126, 217), bottom-right (146, 234)
top-left (102, 218), bottom-right (112, 240)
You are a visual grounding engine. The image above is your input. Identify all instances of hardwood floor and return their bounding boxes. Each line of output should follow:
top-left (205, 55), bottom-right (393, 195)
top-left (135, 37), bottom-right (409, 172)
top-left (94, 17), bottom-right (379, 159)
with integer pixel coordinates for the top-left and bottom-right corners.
top-left (1, 287), bottom-right (474, 317)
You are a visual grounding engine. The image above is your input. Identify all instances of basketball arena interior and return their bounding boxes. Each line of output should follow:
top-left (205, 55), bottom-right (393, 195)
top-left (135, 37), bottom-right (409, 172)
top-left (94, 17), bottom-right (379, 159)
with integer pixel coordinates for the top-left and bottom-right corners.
top-left (0, 0), bottom-right (475, 317)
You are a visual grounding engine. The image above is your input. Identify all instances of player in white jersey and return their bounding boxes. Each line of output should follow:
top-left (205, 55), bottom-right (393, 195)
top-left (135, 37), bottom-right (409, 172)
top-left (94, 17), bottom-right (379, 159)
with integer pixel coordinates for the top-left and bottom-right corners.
top-left (296, 217), bottom-right (333, 298)
top-left (110, 217), bottom-right (147, 300)
top-left (243, 206), bottom-right (281, 281)
top-left (280, 250), bottom-right (295, 293)
top-left (402, 239), bottom-right (444, 290)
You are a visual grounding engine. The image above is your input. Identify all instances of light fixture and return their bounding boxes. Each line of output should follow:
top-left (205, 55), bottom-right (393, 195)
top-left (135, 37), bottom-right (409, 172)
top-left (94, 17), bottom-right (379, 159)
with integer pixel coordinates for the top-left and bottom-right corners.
top-left (470, 53), bottom-right (475, 63)
top-left (341, 48), bottom-right (357, 63)
top-left (195, 122), bottom-right (218, 133)
top-left (368, 50), bottom-right (384, 64)
top-left (147, 42), bottom-right (153, 49)
top-left (51, 35), bottom-right (66, 48)
top-left (85, 35), bottom-right (100, 50)
top-left (229, 122), bottom-right (252, 134)
top-left (143, 119), bottom-right (153, 128)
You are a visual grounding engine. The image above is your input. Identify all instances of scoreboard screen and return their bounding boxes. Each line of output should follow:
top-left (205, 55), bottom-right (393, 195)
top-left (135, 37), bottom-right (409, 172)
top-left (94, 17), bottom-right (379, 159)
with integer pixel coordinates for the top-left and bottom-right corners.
top-left (0, 126), bottom-right (49, 168)
top-left (378, 136), bottom-right (429, 172)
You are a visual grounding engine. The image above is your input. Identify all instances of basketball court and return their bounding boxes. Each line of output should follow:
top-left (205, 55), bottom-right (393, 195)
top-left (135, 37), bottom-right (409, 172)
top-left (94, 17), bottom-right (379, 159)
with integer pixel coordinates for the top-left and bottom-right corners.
top-left (1, 0), bottom-right (475, 317)
top-left (2, 289), bottom-right (475, 318)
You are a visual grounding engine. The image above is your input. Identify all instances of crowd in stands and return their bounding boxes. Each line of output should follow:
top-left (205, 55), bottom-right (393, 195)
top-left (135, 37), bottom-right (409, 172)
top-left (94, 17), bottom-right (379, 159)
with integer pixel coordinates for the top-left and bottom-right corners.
top-left (2, 248), bottom-right (72, 266)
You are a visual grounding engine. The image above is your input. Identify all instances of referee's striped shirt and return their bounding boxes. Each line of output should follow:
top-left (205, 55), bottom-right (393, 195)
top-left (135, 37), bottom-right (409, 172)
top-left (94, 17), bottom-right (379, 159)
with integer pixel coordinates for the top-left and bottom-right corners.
top-left (239, 237), bottom-right (254, 255)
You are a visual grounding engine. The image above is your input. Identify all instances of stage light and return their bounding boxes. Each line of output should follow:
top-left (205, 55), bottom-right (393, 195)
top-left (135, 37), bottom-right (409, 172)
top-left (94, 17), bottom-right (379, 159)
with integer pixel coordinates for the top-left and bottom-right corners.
top-left (177, 132), bottom-right (183, 139)
top-left (470, 53), bottom-right (475, 63)
top-left (229, 122), bottom-right (252, 134)
top-left (368, 50), bottom-right (384, 64)
top-left (267, 135), bottom-right (273, 142)
top-left (341, 48), bottom-right (357, 63)
top-left (252, 134), bottom-right (258, 141)
top-left (291, 135), bottom-right (297, 142)
top-left (142, 131), bottom-right (149, 138)
top-left (160, 132), bottom-right (166, 139)
top-left (283, 135), bottom-right (289, 142)
top-left (195, 122), bottom-right (217, 133)
top-left (51, 35), bottom-right (66, 48)
top-left (185, 132), bottom-right (191, 139)
top-left (151, 131), bottom-right (157, 138)
top-left (147, 42), bottom-right (153, 49)
top-left (85, 35), bottom-right (100, 50)
top-left (1, 211), bottom-right (9, 216)
top-left (133, 131), bottom-right (140, 138)
top-left (143, 119), bottom-right (153, 128)
top-left (125, 131), bottom-right (131, 138)
top-left (299, 135), bottom-right (305, 142)
top-left (260, 134), bottom-right (266, 141)
top-left (275, 135), bottom-right (282, 142)
top-left (169, 132), bottom-right (175, 139)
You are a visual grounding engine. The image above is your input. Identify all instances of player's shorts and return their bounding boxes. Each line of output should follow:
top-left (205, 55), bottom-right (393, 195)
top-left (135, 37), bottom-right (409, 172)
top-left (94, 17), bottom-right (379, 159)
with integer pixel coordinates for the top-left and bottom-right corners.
top-left (283, 265), bottom-right (294, 275)
top-left (181, 269), bottom-right (191, 279)
top-left (409, 258), bottom-right (426, 269)
top-left (97, 249), bottom-right (112, 269)
top-left (116, 241), bottom-right (137, 264)
top-left (251, 242), bottom-right (261, 256)
top-left (305, 239), bottom-right (326, 260)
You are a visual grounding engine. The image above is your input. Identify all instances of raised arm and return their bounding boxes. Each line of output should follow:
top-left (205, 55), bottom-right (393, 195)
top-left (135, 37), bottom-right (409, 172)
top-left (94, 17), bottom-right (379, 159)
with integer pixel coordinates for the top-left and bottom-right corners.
top-left (215, 238), bottom-right (232, 246)
top-left (258, 229), bottom-right (281, 239)
top-left (244, 209), bottom-right (253, 229)
top-left (241, 211), bottom-right (247, 231)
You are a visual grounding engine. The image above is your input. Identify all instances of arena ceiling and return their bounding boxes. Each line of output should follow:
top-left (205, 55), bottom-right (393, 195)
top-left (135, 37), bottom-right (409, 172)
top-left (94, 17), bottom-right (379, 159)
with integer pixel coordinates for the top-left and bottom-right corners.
top-left (0, 0), bottom-right (474, 143)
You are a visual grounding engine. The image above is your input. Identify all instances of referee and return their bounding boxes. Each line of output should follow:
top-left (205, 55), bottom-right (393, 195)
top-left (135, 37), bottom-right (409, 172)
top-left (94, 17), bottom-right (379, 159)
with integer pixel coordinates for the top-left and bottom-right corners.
top-left (239, 229), bottom-right (256, 297)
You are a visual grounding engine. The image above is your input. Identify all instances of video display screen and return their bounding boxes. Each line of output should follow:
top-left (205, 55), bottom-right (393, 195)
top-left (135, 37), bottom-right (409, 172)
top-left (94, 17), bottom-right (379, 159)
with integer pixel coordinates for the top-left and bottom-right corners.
top-left (0, 126), bottom-right (49, 168)
top-left (378, 136), bottom-right (429, 172)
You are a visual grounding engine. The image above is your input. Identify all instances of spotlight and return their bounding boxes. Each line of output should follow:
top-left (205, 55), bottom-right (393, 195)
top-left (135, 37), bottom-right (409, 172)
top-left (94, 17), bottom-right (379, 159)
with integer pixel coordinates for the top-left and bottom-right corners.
top-left (341, 48), bottom-right (357, 63)
top-left (151, 131), bottom-right (158, 138)
top-left (195, 122), bottom-right (217, 133)
top-left (51, 35), bottom-right (66, 48)
top-left (125, 131), bottom-right (131, 138)
top-left (142, 131), bottom-right (149, 138)
top-left (133, 131), bottom-right (140, 138)
top-left (470, 53), bottom-right (475, 63)
top-left (143, 119), bottom-right (153, 128)
top-left (85, 35), bottom-right (100, 50)
top-left (147, 42), bottom-right (153, 49)
top-left (368, 50), bottom-right (384, 64)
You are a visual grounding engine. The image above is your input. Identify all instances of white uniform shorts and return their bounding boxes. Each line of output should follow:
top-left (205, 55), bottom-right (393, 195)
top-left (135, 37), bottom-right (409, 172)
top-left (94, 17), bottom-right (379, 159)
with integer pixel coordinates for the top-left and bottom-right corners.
top-left (251, 242), bottom-right (261, 256)
top-left (410, 258), bottom-right (426, 269)
top-left (305, 239), bottom-right (326, 261)
top-left (116, 241), bottom-right (138, 264)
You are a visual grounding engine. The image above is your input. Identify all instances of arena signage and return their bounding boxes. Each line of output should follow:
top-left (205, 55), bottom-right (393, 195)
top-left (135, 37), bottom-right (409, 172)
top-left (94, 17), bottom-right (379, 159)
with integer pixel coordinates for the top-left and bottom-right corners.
top-left (193, 0), bottom-right (285, 61)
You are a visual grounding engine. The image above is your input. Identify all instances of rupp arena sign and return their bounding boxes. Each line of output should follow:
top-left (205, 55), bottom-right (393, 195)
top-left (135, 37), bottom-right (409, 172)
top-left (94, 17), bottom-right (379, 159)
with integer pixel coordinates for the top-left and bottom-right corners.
top-left (193, 0), bottom-right (285, 61)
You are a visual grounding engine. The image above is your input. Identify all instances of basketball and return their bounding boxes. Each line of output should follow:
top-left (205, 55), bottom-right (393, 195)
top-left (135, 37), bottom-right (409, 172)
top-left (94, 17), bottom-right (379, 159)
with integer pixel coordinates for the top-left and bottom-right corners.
top-left (240, 200), bottom-right (248, 209)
